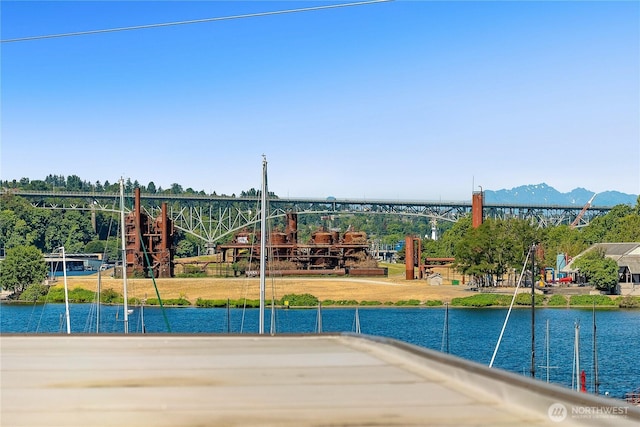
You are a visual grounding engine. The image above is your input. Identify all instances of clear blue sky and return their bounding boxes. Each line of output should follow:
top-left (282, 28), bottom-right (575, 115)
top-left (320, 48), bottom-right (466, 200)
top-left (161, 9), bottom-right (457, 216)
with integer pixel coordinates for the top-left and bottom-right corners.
top-left (1, 0), bottom-right (638, 200)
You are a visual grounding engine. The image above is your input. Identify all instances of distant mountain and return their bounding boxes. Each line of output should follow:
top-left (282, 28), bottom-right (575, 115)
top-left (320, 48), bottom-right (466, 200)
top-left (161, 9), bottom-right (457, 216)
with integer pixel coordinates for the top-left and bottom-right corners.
top-left (483, 183), bottom-right (638, 207)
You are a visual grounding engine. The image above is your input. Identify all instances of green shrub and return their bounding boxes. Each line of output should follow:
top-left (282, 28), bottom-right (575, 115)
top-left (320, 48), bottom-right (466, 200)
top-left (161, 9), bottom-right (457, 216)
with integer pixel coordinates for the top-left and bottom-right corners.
top-left (279, 293), bottom-right (319, 307)
top-left (324, 299), bottom-right (358, 306)
top-left (546, 295), bottom-right (568, 306)
top-left (360, 300), bottom-right (382, 306)
top-left (208, 298), bottom-right (262, 308)
top-left (19, 283), bottom-right (49, 302)
top-left (394, 299), bottom-right (421, 306)
top-left (239, 299), bottom-right (261, 308)
top-left (617, 295), bottom-right (640, 308)
top-left (569, 295), bottom-right (616, 306)
top-left (100, 288), bottom-right (122, 304)
top-left (146, 297), bottom-right (191, 306)
top-left (195, 298), bottom-right (230, 308)
top-left (44, 287), bottom-right (97, 303)
top-left (450, 294), bottom-right (512, 307)
top-left (514, 293), bottom-right (545, 306)
top-left (425, 300), bottom-right (443, 306)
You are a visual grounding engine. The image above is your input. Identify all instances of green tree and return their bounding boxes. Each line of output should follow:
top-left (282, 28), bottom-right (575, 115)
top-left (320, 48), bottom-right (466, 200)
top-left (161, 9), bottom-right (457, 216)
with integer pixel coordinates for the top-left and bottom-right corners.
top-left (0, 245), bottom-right (48, 294)
top-left (540, 225), bottom-right (588, 268)
top-left (581, 204), bottom-right (633, 244)
top-left (44, 210), bottom-right (94, 252)
top-left (439, 216), bottom-right (472, 258)
top-left (175, 239), bottom-right (197, 258)
top-left (453, 218), bottom-right (538, 286)
top-left (66, 174), bottom-right (84, 191)
top-left (572, 248), bottom-right (619, 293)
top-left (84, 239), bottom-right (120, 261)
top-left (605, 215), bottom-right (640, 242)
top-left (170, 183), bottom-right (183, 194)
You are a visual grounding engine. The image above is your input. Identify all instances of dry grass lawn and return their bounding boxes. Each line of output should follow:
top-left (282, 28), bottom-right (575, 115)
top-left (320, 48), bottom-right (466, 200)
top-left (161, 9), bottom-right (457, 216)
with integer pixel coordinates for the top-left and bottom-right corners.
top-left (61, 265), bottom-right (482, 304)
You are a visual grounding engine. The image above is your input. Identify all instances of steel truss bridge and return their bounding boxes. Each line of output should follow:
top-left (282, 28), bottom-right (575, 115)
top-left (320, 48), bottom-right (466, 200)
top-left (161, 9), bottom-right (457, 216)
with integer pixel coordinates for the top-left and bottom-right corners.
top-left (4, 190), bottom-right (613, 246)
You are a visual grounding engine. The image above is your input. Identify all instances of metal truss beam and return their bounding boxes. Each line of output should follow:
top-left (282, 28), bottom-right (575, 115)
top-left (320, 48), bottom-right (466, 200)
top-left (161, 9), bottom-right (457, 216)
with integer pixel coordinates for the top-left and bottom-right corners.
top-left (4, 190), bottom-right (613, 243)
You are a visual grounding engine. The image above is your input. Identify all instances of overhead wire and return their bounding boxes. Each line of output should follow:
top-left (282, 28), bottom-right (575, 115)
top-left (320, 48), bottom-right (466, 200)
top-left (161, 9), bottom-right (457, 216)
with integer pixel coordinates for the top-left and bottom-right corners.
top-left (1, 0), bottom-right (393, 43)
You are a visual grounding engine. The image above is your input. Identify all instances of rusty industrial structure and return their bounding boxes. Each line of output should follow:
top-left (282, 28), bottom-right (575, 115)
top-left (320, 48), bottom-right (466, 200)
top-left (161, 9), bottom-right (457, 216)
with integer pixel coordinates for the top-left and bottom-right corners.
top-left (218, 212), bottom-right (386, 276)
top-left (472, 190), bottom-right (484, 228)
top-left (404, 236), bottom-right (422, 280)
top-left (404, 235), bottom-right (456, 281)
top-left (122, 188), bottom-right (174, 278)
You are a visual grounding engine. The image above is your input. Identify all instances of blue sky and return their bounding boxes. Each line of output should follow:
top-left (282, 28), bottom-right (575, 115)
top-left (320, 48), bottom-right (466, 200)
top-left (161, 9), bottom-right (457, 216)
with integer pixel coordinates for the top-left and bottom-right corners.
top-left (1, 0), bottom-right (638, 201)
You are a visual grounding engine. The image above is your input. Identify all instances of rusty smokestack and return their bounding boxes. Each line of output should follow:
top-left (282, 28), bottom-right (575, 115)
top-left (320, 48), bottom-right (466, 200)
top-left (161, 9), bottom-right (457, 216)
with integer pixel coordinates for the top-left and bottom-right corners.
top-left (405, 236), bottom-right (414, 280)
top-left (472, 190), bottom-right (483, 228)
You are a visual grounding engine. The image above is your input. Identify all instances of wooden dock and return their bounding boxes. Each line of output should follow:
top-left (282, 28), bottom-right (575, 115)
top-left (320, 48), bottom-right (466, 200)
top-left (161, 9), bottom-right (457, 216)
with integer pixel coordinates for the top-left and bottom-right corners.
top-left (1, 334), bottom-right (638, 426)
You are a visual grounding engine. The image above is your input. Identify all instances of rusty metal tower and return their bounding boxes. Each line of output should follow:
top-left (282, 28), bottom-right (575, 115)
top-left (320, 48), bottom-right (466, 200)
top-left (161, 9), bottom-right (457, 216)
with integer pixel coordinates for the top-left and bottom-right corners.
top-left (123, 188), bottom-right (174, 278)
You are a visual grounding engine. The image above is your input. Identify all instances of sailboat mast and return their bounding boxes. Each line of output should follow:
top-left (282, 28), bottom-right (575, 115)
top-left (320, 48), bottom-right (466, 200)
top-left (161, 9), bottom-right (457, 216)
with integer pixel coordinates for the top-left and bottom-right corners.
top-left (259, 157), bottom-right (267, 335)
top-left (545, 319), bottom-right (550, 383)
top-left (574, 321), bottom-right (580, 391)
top-left (119, 178), bottom-right (129, 334)
top-left (445, 302), bottom-right (450, 354)
top-left (96, 269), bottom-right (101, 334)
top-left (530, 242), bottom-right (536, 379)
top-left (593, 303), bottom-right (599, 395)
top-left (60, 246), bottom-right (71, 334)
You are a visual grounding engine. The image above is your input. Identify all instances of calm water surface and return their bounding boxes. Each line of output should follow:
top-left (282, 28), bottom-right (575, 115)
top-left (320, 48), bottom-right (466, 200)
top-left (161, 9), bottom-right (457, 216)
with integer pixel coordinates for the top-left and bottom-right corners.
top-left (1, 303), bottom-right (638, 400)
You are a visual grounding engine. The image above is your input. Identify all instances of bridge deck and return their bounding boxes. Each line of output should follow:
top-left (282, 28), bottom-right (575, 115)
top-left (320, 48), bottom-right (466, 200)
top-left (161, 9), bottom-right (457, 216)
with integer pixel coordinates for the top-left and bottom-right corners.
top-left (1, 334), bottom-right (637, 426)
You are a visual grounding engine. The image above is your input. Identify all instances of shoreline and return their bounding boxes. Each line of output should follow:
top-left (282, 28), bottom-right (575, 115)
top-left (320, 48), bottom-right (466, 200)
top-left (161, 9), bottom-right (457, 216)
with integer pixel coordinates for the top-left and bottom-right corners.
top-left (6, 272), bottom-right (629, 308)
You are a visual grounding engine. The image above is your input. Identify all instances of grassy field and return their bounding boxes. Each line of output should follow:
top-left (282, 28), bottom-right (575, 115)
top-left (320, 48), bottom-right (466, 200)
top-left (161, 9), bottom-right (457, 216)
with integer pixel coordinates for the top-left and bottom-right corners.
top-left (59, 263), bottom-right (474, 305)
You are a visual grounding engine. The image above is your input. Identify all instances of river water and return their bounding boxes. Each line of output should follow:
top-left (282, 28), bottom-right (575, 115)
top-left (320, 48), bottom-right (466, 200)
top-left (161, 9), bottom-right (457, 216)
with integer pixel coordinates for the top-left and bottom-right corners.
top-left (1, 303), bottom-right (638, 401)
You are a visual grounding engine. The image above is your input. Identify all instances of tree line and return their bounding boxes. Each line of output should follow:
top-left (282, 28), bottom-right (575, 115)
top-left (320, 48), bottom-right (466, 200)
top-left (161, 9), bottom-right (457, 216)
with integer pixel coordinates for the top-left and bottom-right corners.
top-left (0, 174), bottom-right (260, 197)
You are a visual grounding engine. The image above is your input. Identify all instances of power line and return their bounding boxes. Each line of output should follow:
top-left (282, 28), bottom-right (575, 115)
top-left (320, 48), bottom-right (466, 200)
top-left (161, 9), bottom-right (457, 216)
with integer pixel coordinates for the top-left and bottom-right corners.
top-left (1, 0), bottom-right (393, 44)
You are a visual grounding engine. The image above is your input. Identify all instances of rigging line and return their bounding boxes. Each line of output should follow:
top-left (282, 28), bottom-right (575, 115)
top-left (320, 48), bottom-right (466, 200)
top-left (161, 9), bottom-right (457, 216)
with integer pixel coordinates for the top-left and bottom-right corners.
top-left (137, 227), bottom-right (172, 333)
top-left (239, 195), bottom-right (262, 333)
top-left (34, 259), bottom-right (61, 333)
top-left (89, 195), bottom-right (118, 333)
top-left (1, 0), bottom-right (393, 43)
top-left (489, 243), bottom-right (534, 368)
